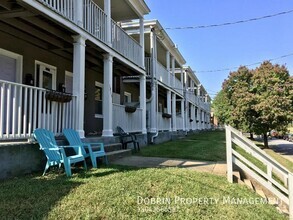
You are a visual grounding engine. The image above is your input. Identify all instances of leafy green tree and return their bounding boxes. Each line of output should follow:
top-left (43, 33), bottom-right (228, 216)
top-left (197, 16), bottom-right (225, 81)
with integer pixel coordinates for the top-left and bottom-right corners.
top-left (251, 61), bottom-right (293, 147)
top-left (213, 61), bottom-right (293, 147)
top-left (212, 90), bottom-right (231, 125)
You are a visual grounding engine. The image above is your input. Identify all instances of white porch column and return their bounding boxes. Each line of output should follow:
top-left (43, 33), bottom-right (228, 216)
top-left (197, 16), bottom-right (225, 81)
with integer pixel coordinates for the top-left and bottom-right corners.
top-left (166, 51), bottom-right (170, 85)
top-left (172, 93), bottom-right (176, 131)
top-left (72, 35), bottom-right (86, 138)
top-left (140, 75), bottom-right (147, 134)
top-left (181, 67), bottom-right (184, 91)
top-left (167, 90), bottom-right (172, 131)
top-left (185, 102), bottom-right (189, 131)
top-left (74, 0), bottom-right (83, 27)
top-left (197, 108), bottom-right (201, 130)
top-left (191, 105), bottom-right (195, 130)
top-left (181, 99), bottom-right (185, 131)
top-left (102, 53), bottom-right (113, 137)
top-left (104, 0), bottom-right (112, 46)
top-left (171, 56), bottom-right (175, 87)
top-left (139, 18), bottom-right (145, 68)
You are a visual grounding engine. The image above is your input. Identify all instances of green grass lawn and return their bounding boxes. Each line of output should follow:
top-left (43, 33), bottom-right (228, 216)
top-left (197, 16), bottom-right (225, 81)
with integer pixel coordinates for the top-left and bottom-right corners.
top-left (0, 166), bottom-right (286, 220)
top-left (137, 130), bottom-right (226, 161)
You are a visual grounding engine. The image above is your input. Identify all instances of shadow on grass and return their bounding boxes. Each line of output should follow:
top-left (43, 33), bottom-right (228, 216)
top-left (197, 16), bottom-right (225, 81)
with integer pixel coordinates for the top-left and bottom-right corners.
top-left (0, 165), bottom-right (133, 219)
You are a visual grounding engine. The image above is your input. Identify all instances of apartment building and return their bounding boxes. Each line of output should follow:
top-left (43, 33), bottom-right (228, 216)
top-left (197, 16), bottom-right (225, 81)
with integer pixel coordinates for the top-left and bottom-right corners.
top-left (0, 0), bottom-right (210, 143)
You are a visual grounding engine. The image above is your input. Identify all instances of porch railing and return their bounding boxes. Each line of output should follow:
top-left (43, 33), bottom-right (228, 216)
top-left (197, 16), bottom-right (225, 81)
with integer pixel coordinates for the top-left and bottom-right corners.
top-left (37, 0), bottom-right (143, 68)
top-left (157, 112), bottom-right (170, 131)
top-left (112, 20), bottom-right (143, 67)
top-left (176, 115), bottom-right (184, 130)
top-left (0, 80), bottom-right (77, 140)
top-left (112, 104), bottom-right (143, 133)
top-left (174, 77), bottom-right (183, 95)
top-left (226, 125), bottom-right (293, 219)
top-left (156, 61), bottom-right (169, 84)
top-left (83, 0), bottom-right (107, 43)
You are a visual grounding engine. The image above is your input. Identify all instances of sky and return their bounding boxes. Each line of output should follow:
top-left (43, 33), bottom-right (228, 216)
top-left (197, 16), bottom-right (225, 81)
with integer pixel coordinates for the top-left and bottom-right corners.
top-left (144, 0), bottom-right (293, 99)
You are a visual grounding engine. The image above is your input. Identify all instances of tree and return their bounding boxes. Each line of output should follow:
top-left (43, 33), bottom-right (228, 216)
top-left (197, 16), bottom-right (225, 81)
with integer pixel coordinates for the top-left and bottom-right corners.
top-left (222, 66), bottom-right (256, 137)
top-left (213, 61), bottom-right (293, 148)
top-left (251, 61), bottom-right (293, 147)
top-left (212, 90), bottom-right (231, 125)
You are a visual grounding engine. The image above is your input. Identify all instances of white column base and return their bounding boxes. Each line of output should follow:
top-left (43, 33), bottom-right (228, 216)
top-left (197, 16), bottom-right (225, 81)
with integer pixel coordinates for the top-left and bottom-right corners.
top-left (102, 129), bottom-right (113, 137)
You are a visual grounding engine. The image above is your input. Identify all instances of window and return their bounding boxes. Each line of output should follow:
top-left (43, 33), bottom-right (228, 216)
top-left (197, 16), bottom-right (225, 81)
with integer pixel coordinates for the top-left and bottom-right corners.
top-left (124, 92), bottom-right (131, 104)
top-left (95, 81), bottom-right (103, 118)
top-left (0, 48), bottom-right (22, 83)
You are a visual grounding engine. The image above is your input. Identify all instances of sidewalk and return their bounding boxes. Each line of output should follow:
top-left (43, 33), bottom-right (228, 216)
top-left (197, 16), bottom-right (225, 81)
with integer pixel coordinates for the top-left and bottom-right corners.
top-left (268, 139), bottom-right (293, 163)
top-left (111, 156), bottom-right (227, 176)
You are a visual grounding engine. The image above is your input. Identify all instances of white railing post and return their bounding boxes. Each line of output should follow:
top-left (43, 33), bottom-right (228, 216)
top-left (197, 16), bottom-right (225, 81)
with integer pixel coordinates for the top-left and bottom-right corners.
top-left (289, 173), bottom-right (293, 220)
top-left (226, 125), bottom-right (233, 183)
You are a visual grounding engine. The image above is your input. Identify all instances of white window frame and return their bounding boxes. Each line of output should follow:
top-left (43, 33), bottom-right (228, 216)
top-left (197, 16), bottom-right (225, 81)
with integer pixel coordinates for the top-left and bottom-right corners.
top-left (35, 60), bottom-right (57, 90)
top-left (95, 81), bottom-right (103, 119)
top-left (0, 48), bottom-right (23, 83)
top-left (124, 91), bottom-right (132, 103)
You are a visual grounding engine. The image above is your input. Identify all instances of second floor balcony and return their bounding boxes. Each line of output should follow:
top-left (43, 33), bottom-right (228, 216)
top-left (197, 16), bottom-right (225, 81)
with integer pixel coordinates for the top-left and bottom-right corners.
top-left (145, 58), bottom-right (183, 96)
top-left (32, 0), bottom-right (144, 68)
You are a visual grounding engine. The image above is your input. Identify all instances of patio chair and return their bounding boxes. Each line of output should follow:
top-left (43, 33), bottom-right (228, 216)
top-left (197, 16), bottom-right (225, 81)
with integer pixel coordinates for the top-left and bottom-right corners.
top-left (63, 129), bottom-right (108, 168)
top-left (33, 129), bottom-right (87, 177)
top-left (116, 126), bottom-right (140, 151)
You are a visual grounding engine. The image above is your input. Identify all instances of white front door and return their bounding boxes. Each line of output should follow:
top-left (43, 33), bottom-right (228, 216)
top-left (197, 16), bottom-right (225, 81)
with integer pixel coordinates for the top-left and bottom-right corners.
top-left (35, 61), bottom-right (56, 90)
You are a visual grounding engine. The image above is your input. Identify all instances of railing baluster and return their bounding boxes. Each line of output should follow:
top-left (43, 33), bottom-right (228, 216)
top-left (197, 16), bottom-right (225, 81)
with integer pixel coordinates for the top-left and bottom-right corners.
top-left (6, 84), bottom-right (11, 139)
top-left (23, 87), bottom-right (28, 138)
top-left (12, 86), bottom-right (17, 138)
top-left (28, 87), bottom-right (33, 136)
top-left (0, 83), bottom-right (5, 138)
top-left (18, 86), bottom-right (23, 137)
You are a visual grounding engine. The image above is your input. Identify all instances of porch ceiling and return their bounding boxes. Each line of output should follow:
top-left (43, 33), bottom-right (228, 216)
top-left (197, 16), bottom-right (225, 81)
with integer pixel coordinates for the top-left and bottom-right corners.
top-left (0, 0), bottom-right (104, 70)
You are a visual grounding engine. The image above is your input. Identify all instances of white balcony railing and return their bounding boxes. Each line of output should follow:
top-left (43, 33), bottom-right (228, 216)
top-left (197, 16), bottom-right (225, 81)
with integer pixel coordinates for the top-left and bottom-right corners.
top-left (156, 62), bottom-right (169, 84)
top-left (112, 21), bottom-right (143, 67)
top-left (176, 116), bottom-right (184, 130)
top-left (174, 77), bottom-right (183, 95)
top-left (37, 0), bottom-right (143, 68)
top-left (0, 80), bottom-right (77, 140)
top-left (84, 0), bottom-right (107, 43)
top-left (145, 58), bottom-right (183, 95)
top-left (112, 104), bottom-right (143, 133)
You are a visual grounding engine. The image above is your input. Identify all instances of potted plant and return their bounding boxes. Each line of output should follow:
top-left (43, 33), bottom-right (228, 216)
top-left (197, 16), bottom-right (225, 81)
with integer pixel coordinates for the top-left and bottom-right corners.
top-left (125, 105), bottom-right (137, 113)
top-left (162, 113), bottom-right (172, 119)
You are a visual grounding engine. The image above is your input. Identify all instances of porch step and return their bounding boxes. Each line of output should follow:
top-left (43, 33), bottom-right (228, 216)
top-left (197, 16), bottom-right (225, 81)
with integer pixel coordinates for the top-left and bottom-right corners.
top-left (254, 187), bottom-right (267, 200)
top-left (89, 143), bottom-right (122, 152)
top-left (104, 143), bottom-right (122, 152)
top-left (233, 171), bottom-right (245, 185)
top-left (243, 179), bottom-right (254, 190)
top-left (106, 149), bottom-right (132, 162)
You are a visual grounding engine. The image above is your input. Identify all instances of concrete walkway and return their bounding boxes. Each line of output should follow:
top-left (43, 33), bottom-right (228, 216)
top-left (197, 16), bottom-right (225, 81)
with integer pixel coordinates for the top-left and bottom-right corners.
top-left (112, 156), bottom-right (227, 176)
top-left (268, 139), bottom-right (293, 163)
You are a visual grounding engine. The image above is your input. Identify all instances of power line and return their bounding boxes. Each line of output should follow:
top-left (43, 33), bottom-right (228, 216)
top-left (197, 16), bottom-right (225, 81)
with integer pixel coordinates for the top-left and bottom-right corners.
top-left (165, 9), bottom-right (293, 30)
top-left (196, 52), bottom-right (293, 73)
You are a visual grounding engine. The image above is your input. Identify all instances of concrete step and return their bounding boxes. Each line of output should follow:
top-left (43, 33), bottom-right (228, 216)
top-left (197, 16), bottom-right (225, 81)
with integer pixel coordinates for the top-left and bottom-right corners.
top-left (254, 187), bottom-right (267, 200)
top-left (243, 179), bottom-right (254, 190)
top-left (233, 171), bottom-right (245, 185)
top-left (89, 143), bottom-right (122, 152)
top-left (106, 149), bottom-right (132, 162)
top-left (104, 143), bottom-right (122, 152)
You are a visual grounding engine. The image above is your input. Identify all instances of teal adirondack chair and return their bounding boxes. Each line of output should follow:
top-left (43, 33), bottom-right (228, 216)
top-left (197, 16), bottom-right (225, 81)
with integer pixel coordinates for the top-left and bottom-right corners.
top-left (63, 129), bottom-right (108, 168)
top-left (33, 129), bottom-right (87, 177)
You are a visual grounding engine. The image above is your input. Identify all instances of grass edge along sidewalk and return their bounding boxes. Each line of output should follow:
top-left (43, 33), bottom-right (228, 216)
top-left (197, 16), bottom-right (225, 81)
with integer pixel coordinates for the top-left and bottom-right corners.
top-left (0, 166), bottom-right (287, 220)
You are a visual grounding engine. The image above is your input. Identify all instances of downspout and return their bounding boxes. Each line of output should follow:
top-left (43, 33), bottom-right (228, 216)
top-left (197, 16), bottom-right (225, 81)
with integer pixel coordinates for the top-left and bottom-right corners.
top-left (150, 26), bottom-right (158, 144)
top-left (151, 83), bottom-right (159, 143)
